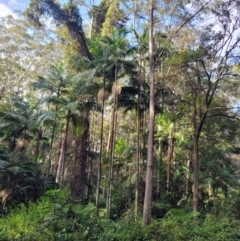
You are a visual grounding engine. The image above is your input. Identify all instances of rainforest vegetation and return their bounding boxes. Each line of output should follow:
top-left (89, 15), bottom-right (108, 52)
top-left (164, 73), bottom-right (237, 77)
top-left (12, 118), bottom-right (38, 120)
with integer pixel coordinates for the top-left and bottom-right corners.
top-left (1, 0), bottom-right (240, 240)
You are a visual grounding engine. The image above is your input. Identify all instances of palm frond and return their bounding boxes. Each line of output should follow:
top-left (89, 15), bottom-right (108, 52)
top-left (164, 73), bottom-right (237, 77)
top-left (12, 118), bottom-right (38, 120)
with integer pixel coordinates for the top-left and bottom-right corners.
top-left (0, 160), bottom-right (10, 169)
top-left (7, 166), bottom-right (24, 175)
top-left (34, 111), bottom-right (56, 125)
top-left (71, 68), bottom-right (97, 83)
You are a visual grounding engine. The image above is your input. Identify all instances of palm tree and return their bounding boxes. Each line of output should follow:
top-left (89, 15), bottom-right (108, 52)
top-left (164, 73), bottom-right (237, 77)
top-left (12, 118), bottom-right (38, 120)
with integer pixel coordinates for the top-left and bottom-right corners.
top-left (73, 29), bottom-right (136, 215)
top-left (100, 28), bottom-right (136, 218)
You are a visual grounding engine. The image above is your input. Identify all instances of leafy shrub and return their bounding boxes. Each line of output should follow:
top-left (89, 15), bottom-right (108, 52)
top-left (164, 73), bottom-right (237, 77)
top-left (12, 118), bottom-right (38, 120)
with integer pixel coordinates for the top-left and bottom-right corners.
top-left (1, 190), bottom-right (240, 241)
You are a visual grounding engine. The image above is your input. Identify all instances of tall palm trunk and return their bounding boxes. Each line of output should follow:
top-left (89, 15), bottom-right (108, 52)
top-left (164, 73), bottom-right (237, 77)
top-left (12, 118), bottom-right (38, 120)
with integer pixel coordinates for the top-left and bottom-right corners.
top-left (166, 130), bottom-right (174, 192)
top-left (135, 78), bottom-right (141, 220)
top-left (106, 66), bottom-right (120, 218)
top-left (34, 128), bottom-right (42, 162)
top-left (55, 112), bottom-right (70, 185)
top-left (106, 94), bottom-right (118, 218)
top-left (142, 0), bottom-right (155, 226)
top-left (106, 109), bottom-right (113, 153)
top-left (96, 73), bottom-right (106, 216)
top-left (157, 138), bottom-right (163, 199)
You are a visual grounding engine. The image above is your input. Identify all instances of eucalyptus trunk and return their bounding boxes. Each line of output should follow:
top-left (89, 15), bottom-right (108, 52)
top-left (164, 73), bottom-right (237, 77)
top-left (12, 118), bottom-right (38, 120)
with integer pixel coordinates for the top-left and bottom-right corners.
top-left (142, 0), bottom-right (155, 226)
top-left (193, 92), bottom-right (200, 213)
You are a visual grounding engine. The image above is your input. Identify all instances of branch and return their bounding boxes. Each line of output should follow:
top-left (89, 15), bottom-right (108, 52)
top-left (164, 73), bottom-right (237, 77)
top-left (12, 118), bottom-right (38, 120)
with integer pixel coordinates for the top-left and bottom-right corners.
top-left (156, 0), bottom-right (214, 64)
top-left (25, 0), bottom-right (91, 59)
top-left (205, 113), bottom-right (238, 119)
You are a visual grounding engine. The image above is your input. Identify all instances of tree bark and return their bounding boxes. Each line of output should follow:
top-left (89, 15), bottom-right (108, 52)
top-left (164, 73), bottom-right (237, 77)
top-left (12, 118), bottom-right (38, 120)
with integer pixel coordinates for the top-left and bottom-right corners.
top-left (70, 112), bottom-right (89, 198)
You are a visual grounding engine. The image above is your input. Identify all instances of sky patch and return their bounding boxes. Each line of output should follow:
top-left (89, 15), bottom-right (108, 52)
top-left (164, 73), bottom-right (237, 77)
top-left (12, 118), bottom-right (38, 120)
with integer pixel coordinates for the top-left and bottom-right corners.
top-left (0, 3), bottom-right (14, 17)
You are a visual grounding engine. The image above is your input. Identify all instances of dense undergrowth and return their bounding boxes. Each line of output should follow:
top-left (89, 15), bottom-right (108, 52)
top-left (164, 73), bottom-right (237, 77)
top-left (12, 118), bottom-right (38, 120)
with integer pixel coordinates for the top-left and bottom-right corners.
top-left (1, 189), bottom-right (240, 241)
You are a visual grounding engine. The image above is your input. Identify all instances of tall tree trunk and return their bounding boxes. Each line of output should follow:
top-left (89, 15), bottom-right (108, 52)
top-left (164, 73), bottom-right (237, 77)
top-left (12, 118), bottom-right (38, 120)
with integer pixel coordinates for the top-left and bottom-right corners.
top-left (34, 128), bottom-right (42, 162)
top-left (86, 152), bottom-right (93, 201)
top-left (48, 91), bottom-right (59, 175)
top-left (55, 113), bottom-right (70, 185)
top-left (96, 74), bottom-right (106, 216)
top-left (106, 66), bottom-right (120, 218)
top-left (106, 108), bottom-right (113, 153)
top-left (71, 112), bottom-right (89, 198)
top-left (135, 80), bottom-right (141, 220)
top-left (185, 156), bottom-right (191, 199)
top-left (142, 0), bottom-right (155, 226)
top-left (192, 74), bottom-right (205, 213)
top-left (193, 132), bottom-right (199, 213)
top-left (193, 91), bottom-right (199, 213)
top-left (166, 130), bottom-right (174, 192)
top-left (106, 91), bottom-right (118, 218)
top-left (157, 138), bottom-right (163, 199)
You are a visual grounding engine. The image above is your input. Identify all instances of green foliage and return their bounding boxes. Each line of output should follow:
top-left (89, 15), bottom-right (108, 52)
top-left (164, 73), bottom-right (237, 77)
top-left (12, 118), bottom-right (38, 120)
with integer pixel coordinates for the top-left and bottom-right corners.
top-left (1, 189), bottom-right (240, 240)
top-left (1, 0), bottom-right (240, 240)
top-left (144, 209), bottom-right (240, 241)
top-left (0, 189), bottom-right (144, 241)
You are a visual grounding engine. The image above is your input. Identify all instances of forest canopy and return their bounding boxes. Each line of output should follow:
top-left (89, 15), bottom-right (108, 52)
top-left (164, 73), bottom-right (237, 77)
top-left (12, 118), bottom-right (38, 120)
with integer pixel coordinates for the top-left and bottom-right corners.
top-left (1, 0), bottom-right (240, 240)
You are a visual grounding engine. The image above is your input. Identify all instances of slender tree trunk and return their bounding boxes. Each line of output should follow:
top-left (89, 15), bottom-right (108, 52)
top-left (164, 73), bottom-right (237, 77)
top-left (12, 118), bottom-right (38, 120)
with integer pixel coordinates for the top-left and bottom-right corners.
top-left (47, 120), bottom-right (57, 174)
top-left (157, 138), bottom-right (163, 199)
top-left (86, 155), bottom-right (93, 201)
top-left (106, 65), bottom-right (120, 218)
top-left (185, 157), bottom-right (191, 199)
top-left (192, 74), bottom-right (204, 213)
top-left (48, 91), bottom-right (59, 174)
top-left (193, 92), bottom-right (199, 213)
top-left (106, 107), bottom-right (113, 154)
top-left (135, 80), bottom-right (141, 220)
top-left (166, 130), bottom-right (174, 192)
top-left (106, 92), bottom-right (118, 218)
top-left (193, 133), bottom-right (199, 213)
top-left (142, 0), bottom-right (155, 226)
top-left (96, 74), bottom-right (106, 216)
top-left (55, 113), bottom-right (70, 185)
top-left (34, 128), bottom-right (42, 162)
top-left (71, 112), bottom-right (89, 198)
